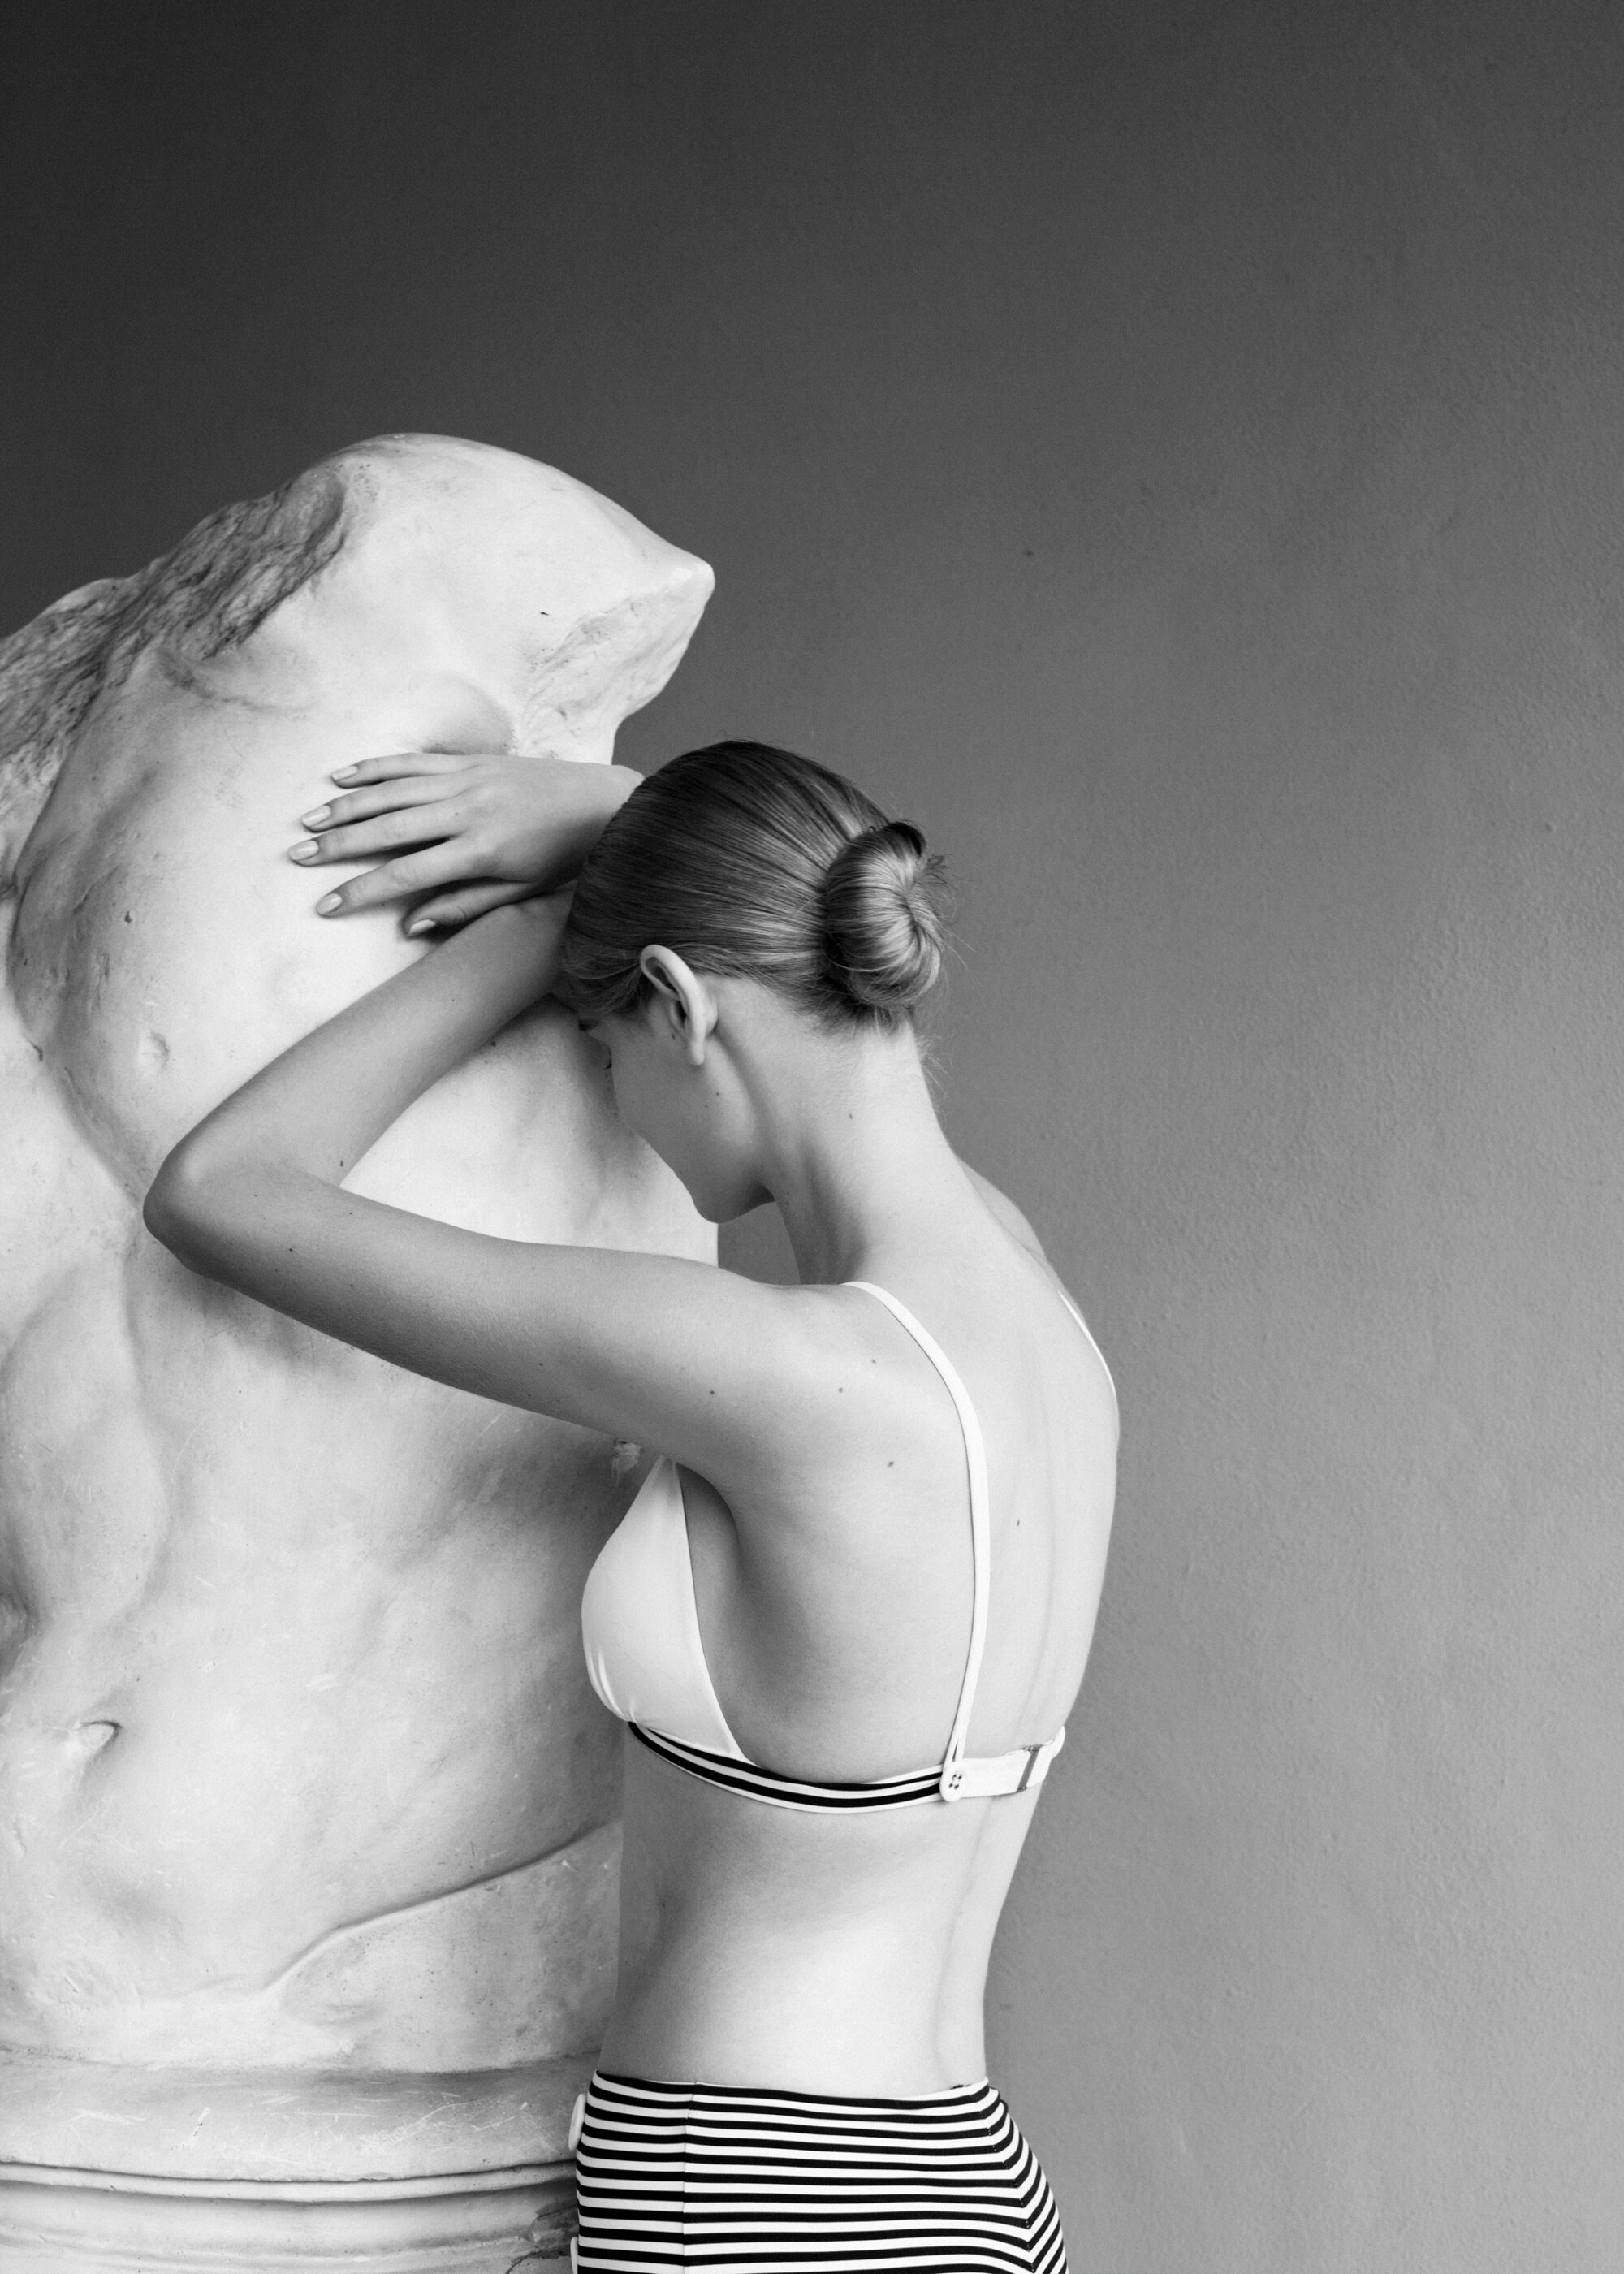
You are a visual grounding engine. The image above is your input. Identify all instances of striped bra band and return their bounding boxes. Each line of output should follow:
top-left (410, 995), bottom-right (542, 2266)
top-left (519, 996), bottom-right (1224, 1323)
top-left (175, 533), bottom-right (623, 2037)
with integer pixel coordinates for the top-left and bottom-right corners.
top-left (630, 1719), bottom-right (1065, 1810)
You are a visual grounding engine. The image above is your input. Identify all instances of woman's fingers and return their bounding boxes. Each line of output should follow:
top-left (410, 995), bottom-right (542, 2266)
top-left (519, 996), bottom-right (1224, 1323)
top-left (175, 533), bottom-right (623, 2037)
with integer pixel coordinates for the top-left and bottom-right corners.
top-left (401, 880), bottom-right (539, 936)
top-left (293, 750), bottom-right (616, 916)
top-left (300, 775), bottom-right (460, 832)
top-left (328, 751), bottom-right (474, 788)
top-left (290, 800), bottom-right (468, 867)
top-left (313, 841), bottom-right (477, 917)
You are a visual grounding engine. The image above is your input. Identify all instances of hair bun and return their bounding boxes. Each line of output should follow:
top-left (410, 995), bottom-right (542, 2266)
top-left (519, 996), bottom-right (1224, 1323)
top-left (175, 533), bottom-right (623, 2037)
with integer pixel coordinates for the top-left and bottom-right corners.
top-left (820, 820), bottom-right (948, 1014)
top-left (559, 741), bottom-right (952, 1033)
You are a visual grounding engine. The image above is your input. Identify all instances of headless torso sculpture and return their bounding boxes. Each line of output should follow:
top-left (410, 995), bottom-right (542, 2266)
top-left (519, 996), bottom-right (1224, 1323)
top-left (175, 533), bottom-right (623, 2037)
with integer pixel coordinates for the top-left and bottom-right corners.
top-left (0, 438), bottom-right (712, 2271)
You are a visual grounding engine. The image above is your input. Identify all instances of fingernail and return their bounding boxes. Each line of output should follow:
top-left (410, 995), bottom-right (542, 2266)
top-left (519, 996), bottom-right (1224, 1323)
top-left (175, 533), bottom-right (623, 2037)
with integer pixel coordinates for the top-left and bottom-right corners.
top-left (316, 893), bottom-right (343, 915)
top-left (289, 839), bottom-right (319, 862)
top-left (300, 805), bottom-right (330, 826)
top-left (331, 765), bottom-right (359, 782)
top-left (405, 917), bottom-right (434, 936)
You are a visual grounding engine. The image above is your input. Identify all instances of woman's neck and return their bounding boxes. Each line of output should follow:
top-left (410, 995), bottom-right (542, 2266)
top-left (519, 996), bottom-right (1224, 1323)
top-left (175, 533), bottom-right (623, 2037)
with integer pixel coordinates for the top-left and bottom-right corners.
top-left (735, 1012), bottom-right (970, 1287)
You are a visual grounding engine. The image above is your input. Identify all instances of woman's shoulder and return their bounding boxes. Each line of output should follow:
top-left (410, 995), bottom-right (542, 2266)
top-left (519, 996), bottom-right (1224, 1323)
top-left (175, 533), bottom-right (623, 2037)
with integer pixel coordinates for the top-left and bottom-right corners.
top-left (953, 1164), bottom-right (1118, 1432)
top-left (957, 1159), bottom-right (1047, 1263)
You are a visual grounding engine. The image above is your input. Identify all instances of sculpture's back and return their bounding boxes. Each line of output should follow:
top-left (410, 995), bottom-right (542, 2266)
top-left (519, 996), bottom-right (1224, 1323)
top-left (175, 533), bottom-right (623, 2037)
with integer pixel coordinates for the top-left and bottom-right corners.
top-left (0, 437), bottom-right (715, 2271)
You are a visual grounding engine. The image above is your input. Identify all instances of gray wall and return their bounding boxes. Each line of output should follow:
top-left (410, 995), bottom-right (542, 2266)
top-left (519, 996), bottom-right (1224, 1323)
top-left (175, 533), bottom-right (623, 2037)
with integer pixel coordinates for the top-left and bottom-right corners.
top-left (6, 4), bottom-right (1622, 2266)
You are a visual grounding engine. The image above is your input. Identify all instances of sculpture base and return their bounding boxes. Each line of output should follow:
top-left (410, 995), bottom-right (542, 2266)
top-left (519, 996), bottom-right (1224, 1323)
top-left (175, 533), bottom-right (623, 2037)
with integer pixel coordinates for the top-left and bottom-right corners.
top-left (0, 2051), bottom-right (589, 2270)
top-left (0, 2163), bottom-right (572, 2272)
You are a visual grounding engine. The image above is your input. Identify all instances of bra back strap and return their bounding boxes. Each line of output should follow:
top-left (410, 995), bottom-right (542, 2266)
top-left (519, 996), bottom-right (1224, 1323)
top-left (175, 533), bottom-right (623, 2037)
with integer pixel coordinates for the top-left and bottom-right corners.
top-left (844, 1281), bottom-right (994, 1801)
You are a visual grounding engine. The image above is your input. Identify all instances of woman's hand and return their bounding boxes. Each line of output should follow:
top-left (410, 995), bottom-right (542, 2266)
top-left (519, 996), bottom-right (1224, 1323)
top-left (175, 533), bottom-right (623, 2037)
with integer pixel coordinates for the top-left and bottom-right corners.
top-left (287, 752), bottom-right (640, 933)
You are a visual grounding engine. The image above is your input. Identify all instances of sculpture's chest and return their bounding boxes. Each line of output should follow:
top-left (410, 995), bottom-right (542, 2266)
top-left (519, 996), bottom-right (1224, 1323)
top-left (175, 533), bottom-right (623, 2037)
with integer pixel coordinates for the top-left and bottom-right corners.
top-left (9, 669), bottom-right (701, 1256)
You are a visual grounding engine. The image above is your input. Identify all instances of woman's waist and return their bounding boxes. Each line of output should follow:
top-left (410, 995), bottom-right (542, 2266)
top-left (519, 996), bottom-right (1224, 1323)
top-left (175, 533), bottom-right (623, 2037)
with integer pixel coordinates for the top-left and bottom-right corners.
top-left (623, 1870), bottom-right (983, 1971)
top-left (607, 1878), bottom-right (996, 2092)
top-left (599, 1959), bottom-right (987, 2099)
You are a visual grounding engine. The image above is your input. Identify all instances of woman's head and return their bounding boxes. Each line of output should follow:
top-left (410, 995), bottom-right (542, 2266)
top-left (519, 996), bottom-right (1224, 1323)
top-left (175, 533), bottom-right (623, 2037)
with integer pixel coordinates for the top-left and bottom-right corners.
top-left (559, 741), bottom-right (948, 1032)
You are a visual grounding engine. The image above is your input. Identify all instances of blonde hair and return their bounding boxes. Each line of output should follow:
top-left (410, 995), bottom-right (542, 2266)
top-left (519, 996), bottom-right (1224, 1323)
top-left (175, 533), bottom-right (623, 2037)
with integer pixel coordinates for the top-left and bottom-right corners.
top-left (560, 741), bottom-right (948, 1030)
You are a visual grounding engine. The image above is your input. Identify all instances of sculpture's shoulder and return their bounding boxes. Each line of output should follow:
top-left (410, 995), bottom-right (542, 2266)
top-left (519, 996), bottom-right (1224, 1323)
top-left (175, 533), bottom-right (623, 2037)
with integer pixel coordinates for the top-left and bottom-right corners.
top-left (0, 463), bottom-right (349, 893)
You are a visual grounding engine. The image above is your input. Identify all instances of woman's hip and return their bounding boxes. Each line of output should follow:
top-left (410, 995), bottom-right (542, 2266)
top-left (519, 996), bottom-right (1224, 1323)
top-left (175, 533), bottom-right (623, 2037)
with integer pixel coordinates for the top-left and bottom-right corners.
top-left (572, 2069), bottom-right (1066, 2272)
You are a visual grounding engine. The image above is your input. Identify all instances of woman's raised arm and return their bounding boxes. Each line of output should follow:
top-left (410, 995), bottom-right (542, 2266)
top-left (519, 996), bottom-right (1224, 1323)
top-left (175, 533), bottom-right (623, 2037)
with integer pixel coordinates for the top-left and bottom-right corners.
top-left (142, 900), bottom-right (827, 1479)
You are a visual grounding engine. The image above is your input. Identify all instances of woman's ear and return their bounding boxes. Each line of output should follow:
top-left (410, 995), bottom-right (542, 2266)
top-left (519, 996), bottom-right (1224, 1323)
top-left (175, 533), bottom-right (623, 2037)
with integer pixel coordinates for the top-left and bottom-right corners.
top-left (638, 946), bottom-right (717, 1066)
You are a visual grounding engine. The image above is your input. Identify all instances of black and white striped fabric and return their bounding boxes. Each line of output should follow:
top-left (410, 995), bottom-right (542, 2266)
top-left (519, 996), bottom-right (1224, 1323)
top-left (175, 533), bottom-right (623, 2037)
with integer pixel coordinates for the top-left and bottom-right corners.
top-left (630, 1722), bottom-right (947, 1809)
top-left (572, 2070), bottom-right (1068, 2272)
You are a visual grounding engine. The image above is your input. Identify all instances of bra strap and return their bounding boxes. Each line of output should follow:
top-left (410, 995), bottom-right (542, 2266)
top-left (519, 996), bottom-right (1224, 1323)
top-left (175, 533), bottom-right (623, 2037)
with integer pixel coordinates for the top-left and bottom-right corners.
top-left (844, 1282), bottom-right (991, 1801)
top-left (1056, 1282), bottom-right (1120, 1430)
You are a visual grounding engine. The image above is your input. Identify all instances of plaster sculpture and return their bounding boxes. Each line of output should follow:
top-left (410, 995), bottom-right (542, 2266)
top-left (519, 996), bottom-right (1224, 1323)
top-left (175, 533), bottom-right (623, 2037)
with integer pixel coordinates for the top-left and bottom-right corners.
top-left (0, 437), bottom-right (715, 2271)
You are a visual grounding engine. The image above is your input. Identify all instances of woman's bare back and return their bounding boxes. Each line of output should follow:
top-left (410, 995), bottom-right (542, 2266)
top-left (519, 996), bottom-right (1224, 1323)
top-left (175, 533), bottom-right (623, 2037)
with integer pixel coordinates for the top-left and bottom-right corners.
top-left (606, 1206), bottom-right (1117, 2092)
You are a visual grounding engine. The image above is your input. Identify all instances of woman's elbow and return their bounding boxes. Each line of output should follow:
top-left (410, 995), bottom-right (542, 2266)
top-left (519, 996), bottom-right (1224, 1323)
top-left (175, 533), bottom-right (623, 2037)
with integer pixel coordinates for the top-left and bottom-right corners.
top-left (143, 1139), bottom-right (234, 1265)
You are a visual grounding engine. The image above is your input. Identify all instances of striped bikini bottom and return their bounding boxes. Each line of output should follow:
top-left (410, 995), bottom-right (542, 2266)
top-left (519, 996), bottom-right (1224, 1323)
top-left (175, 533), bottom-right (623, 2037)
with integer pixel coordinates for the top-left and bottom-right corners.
top-left (572, 2070), bottom-right (1067, 2272)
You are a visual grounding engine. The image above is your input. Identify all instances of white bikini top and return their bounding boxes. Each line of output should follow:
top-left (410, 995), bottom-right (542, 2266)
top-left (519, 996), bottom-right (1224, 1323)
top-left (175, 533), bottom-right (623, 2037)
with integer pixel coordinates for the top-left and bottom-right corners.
top-left (580, 1278), bottom-right (1114, 1813)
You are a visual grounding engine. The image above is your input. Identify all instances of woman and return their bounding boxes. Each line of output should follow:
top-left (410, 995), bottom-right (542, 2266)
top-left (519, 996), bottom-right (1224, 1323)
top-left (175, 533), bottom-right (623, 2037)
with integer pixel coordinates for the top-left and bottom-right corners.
top-left (145, 741), bottom-right (1118, 2271)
